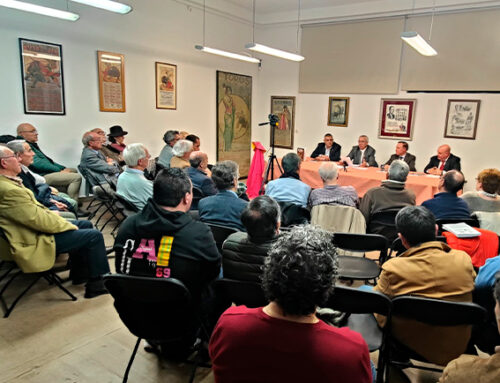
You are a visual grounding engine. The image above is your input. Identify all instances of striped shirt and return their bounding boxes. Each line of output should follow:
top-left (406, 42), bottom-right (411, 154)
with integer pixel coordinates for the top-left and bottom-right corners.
top-left (308, 184), bottom-right (359, 208)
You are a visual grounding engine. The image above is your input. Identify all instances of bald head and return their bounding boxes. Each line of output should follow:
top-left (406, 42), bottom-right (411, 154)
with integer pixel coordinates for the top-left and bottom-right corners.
top-left (441, 170), bottom-right (465, 194)
top-left (16, 123), bottom-right (38, 143)
top-left (189, 151), bottom-right (208, 169)
top-left (437, 145), bottom-right (451, 162)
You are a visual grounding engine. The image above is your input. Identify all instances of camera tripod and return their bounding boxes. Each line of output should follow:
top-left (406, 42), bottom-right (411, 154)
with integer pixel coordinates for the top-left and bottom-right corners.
top-left (259, 114), bottom-right (283, 195)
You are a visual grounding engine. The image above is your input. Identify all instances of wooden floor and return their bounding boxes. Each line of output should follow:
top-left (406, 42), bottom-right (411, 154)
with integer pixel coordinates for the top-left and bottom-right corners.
top-left (0, 207), bottom-right (443, 383)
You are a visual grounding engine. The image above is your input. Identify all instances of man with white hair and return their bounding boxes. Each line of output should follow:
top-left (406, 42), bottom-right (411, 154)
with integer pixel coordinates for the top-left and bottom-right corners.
top-left (308, 162), bottom-right (358, 208)
top-left (170, 139), bottom-right (193, 169)
top-left (116, 143), bottom-right (153, 210)
top-left (359, 160), bottom-right (416, 222)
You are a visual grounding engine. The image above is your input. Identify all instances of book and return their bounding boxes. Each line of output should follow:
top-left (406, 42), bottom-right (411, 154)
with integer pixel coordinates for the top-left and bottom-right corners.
top-left (441, 223), bottom-right (481, 238)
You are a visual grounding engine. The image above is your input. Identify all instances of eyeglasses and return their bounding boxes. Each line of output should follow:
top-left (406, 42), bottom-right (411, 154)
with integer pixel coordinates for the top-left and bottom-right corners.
top-left (21, 130), bottom-right (38, 134)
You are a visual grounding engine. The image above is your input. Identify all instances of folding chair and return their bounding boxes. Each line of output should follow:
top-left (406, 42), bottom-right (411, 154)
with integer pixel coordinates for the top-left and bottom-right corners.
top-left (367, 209), bottom-right (401, 242)
top-left (436, 217), bottom-right (480, 235)
top-left (388, 236), bottom-right (447, 259)
top-left (206, 223), bottom-right (238, 256)
top-left (213, 278), bottom-right (267, 309)
top-left (191, 187), bottom-right (204, 210)
top-left (326, 285), bottom-right (392, 383)
top-left (104, 274), bottom-right (209, 383)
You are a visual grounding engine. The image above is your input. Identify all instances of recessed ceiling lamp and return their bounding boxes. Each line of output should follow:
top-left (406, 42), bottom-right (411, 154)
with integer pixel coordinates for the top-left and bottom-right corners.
top-left (69, 0), bottom-right (132, 15)
top-left (194, 0), bottom-right (260, 64)
top-left (245, 0), bottom-right (304, 62)
top-left (0, 0), bottom-right (79, 21)
top-left (401, 0), bottom-right (437, 56)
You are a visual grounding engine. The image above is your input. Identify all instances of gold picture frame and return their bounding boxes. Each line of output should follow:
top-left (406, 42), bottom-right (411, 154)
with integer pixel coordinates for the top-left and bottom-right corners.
top-left (97, 51), bottom-right (125, 112)
top-left (155, 62), bottom-right (177, 110)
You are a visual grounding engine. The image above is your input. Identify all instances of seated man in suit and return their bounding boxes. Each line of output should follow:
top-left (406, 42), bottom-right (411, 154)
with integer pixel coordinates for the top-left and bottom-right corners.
top-left (116, 143), bottom-right (153, 210)
top-left (199, 160), bottom-right (248, 231)
top-left (310, 133), bottom-right (341, 162)
top-left (374, 206), bottom-right (476, 366)
top-left (222, 195), bottom-right (280, 282)
top-left (0, 145), bottom-right (110, 298)
top-left (79, 131), bottom-right (120, 194)
top-left (186, 151), bottom-right (216, 197)
top-left (424, 144), bottom-right (461, 175)
top-left (347, 135), bottom-right (378, 167)
top-left (210, 225), bottom-right (372, 383)
top-left (421, 170), bottom-right (471, 219)
top-left (265, 152), bottom-right (311, 208)
top-left (384, 141), bottom-right (416, 172)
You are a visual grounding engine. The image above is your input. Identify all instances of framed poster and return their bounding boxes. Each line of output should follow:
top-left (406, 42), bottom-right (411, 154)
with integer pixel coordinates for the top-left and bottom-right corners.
top-left (155, 62), bottom-right (177, 109)
top-left (270, 96), bottom-right (295, 149)
top-left (19, 38), bottom-right (65, 115)
top-left (328, 97), bottom-right (349, 127)
top-left (216, 70), bottom-right (252, 178)
top-left (97, 51), bottom-right (125, 112)
top-left (379, 98), bottom-right (417, 140)
top-left (444, 99), bottom-right (480, 140)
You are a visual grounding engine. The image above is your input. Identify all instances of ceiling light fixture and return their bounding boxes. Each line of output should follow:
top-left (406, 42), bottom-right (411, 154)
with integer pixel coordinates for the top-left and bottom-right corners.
top-left (0, 0), bottom-right (79, 21)
top-left (245, 0), bottom-right (304, 62)
top-left (401, 0), bottom-right (437, 56)
top-left (69, 0), bottom-right (131, 14)
top-left (194, 0), bottom-right (260, 64)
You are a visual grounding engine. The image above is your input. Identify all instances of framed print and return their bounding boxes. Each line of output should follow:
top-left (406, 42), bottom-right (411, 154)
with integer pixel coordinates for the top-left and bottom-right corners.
top-left (270, 96), bottom-right (295, 149)
top-left (19, 38), bottom-right (65, 115)
top-left (444, 99), bottom-right (480, 140)
top-left (97, 51), bottom-right (125, 112)
top-left (328, 97), bottom-right (349, 127)
top-left (216, 70), bottom-right (252, 178)
top-left (379, 98), bottom-right (417, 140)
top-left (155, 62), bottom-right (177, 109)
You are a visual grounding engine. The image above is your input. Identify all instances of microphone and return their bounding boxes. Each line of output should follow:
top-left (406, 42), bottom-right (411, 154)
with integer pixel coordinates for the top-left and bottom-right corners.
top-left (342, 161), bottom-right (348, 172)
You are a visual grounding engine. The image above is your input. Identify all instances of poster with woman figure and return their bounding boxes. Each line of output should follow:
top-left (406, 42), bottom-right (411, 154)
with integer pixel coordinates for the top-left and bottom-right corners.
top-left (271, 96), bottom-right (295, 149)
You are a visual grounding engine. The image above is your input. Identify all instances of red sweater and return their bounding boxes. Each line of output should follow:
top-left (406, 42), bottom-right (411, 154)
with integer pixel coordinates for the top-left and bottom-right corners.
top-left (209, 306), bottom-right (372, 383)
top-left (443, 228), bottom-right (499, 268)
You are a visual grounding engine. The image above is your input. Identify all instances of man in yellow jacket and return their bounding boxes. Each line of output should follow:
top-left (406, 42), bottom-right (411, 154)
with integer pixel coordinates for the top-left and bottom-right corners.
top-left (0, 145), bottom-right (109, 298)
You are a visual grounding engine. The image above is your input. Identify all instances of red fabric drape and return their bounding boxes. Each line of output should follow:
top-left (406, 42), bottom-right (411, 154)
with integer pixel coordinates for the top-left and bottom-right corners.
top-left (246, 142), bottom-right (266, 199)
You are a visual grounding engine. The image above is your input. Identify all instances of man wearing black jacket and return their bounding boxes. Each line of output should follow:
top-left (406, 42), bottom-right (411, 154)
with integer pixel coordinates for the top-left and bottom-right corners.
top-left (424, 144), bottom-right (461, 175)
top-left (310, 133), bottom-right (341, 162)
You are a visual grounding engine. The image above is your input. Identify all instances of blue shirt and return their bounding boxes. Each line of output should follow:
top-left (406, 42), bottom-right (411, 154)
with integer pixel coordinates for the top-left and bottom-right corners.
top-left (265, 177), bottom-right (311, 208)
top-left (421, 192), bottom-right (471, 219)
top-left (475, 256), bottom-right (500, 289)
top-left (116, 167), bottom-right (153, 210)
top-left (158, 145), bottom-right (173, 168)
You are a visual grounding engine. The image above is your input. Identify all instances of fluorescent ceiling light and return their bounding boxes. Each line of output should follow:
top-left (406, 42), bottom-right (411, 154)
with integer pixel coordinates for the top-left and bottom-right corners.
top-left (195, 45), bottom-right (260, 64)
top-left (69, 0), bottom-right (131, 14)
top-left (401, 31), bottom-right (437, 56)
top-left (245, 43), bottom-right (304, 62)
top-left (0, 0), bottom-right (79, 21)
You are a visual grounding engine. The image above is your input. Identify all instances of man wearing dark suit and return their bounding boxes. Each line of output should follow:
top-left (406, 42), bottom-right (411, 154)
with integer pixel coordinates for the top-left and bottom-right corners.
top-left (384, 141), bottom-right (416, 172)
top-left (186, 151), bottom-right (217, 197)
top-left (310, 133), bottom-right (341, 162)
top-left (424, 144), bottom-right (461, 175)
top-left (199, 160), bottom-right (248, 231)
top-left (347, 135), bottom-right (378, 167)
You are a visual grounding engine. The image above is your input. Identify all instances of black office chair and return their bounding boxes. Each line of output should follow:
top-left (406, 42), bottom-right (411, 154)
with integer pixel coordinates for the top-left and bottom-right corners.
top-left (326, 285), bottom-right (392, 383)
top-left (367, 209), bottom-right (401, 242)
top-left (103, 274), bottom-right (208, 383)
top-left (206, 223), bottom-right (238, 255)
top-left (384, 296), bottom-right (487, 377)
top-left (213, 278), bottom-right (267, 310)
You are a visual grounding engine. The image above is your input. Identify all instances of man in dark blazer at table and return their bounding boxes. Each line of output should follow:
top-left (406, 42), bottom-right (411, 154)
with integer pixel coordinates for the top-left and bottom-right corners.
top-left (384, 141), bottom-right (416, 172)
top-left (347, 135), bottom-right (378, 167)
top-left (310, 133), bottom-right (341, 162)
top-left (423, 144), bottom-right (461, 175)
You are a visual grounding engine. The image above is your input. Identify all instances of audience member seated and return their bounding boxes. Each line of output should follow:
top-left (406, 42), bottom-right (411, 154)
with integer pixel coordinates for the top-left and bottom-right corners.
top-left (8, 140), bottom-right (76, 220)
top-left (222, 195), bottom-right (280, 282)
top-left (116, 143), bottom-right (152, 210)
top-left (114, 167), bottom-right (220, 357)
top-left (439, 279), bottom-right (500, 383)
top-left (185, 134), bottom-right (201, 151)
top-left (265, 152), bottom-right (311, 208)
top-left (421, 170), bottom-right (470, 219)
top-left (199, 161), bottom-right (248, 231)
top-left (347, 135), bottom-right (378, 167)
top-left (0, 145), bottom-right (110, 298)
top-left (310, 133), bottom-right (341, 162)
top-left (210, 225), bottom-right (372, 383)
top-left (170, 139), bottom-right (193, 169)
top-left (374, 206), bottom-right (476, 365)
top-left (100, 125), bottom-right (127, 166)
top-left (359, 160), bottom-right (415, 223)
top-left (79, 131), bottom-right (120, 194)
top-left (461, 168), bottom-right (500, 213)
top-left (424, 144), bottom-right (461, 175)
top-left (157, 130), bottom-right (179, 168)
top-left (17, 123), bottom-right (82, 203)
top-left (186, 151), bottom-right (216, 197)
top-left (384, 141), bottom-right (416, 172)
top-left (308, 162), bottom-right (358, 208)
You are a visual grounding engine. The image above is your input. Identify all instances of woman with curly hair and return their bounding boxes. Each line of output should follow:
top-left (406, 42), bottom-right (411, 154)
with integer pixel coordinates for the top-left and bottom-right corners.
top-left (209, 225), bottom-right (372, 383)
top-left (461, 168), bottom-right (500, 213)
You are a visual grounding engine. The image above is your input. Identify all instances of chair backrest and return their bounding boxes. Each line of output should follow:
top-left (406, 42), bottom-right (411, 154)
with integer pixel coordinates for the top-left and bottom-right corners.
top-left (391, 295), bottom-right (487, 326)
top-left (333, 232), bottom-right (388, 262)
top-left (214, 278), bottom-right (267, 308)
top-left (311, 204), bottom-right (366, 234)
top-left (390, 236), bottom-right (447, 259)
top-left (472, 211), bottom-right (500, 235)
top-left (207, 223), bottom-right (238, 253)
top-left (189, 210), bottom-right (200, 221)
top-left (326, 285), bottom-right (392, 317)
top-left (115, 193), bottom-right (140, 213)
top-left (368, 209), bottom-right (401, 242)
top-left (278, 201), bottom-right (310, 227)
top-left (437, 217), bottom-right (480, 234)
top-left (191, 187), bottom-right (204, 210)
top-left (103, 274), bottom-right (195, 341)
